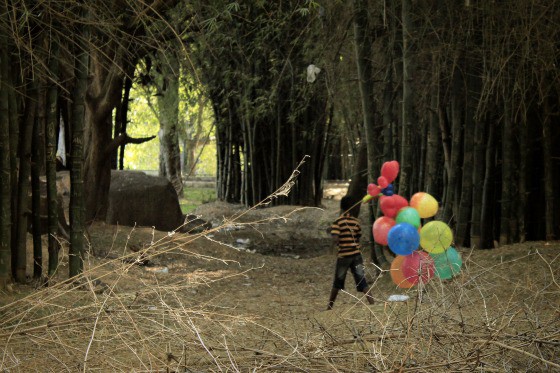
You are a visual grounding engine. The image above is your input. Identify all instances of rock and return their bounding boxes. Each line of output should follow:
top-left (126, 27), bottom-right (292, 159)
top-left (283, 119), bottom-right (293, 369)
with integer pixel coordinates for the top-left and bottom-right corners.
top-left (107, 170), bottom-right (184, 232)
top-left (182, 214), bottom-right (212, 234)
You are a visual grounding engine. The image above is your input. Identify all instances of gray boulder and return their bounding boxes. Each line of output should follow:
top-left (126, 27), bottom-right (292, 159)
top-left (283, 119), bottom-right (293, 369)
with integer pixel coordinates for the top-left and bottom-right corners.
top-left (107, 170), bottom-right (184, 232)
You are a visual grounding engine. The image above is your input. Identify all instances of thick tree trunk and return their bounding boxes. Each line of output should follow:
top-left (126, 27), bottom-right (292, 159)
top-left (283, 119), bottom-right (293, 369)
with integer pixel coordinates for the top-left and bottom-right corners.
top-left (516, 119), bottom-right (528, 242)
top-left (441, 67), bottom-right (463, 225)
top-left (542, 99), bottom-right (555, 241)
top-left (499, 105), bottom-right (514, 245)
top-left (353, 0), bottom-right (386, 266)
top-left (69, 8), bottom-right (90, 277)
top-left (470, 114), bottom-right (486, 249)
top-left (425, 61), bottom-right (441, 196)
top-left (83, 44), bottom-right (125, 221)
top-left (156, 48), bottom-right (183, 196)
top-left (0, 39), bottom-right (11, 287)
top-left (15, 81), bottom-right (38, 282)
top-left (399, 0), bottom-right (415, 198)
top-left (480, 122), bottom-right (496, 248)
top-left (45, 40), bottom-right (60, 278)
top-left (31, 89), bottom-right (45, 279)
top-left (353, 0), bottom-right (378, 181)
top-left (455, 87), bottom-right (475, 247)
top-left (8, 54), bottom-right (19, 276)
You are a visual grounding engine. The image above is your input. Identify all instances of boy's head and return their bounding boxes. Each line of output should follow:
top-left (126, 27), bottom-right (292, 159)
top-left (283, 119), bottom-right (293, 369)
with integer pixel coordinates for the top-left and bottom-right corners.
top-left (340, 195), bottom-right (361, 217)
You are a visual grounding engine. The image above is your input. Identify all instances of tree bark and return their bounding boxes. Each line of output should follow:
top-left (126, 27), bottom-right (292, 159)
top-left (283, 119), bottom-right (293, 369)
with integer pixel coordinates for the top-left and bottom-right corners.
top-left (455, 84), bottom-right (475, 247)
top-left (15, 80), bottom-right (38, 282)
top-left (353, 0), bottom-right (379, 182)
top-left (31, 88), bottom-right (45, 279)
top-left (499, 104), bottom-right (514, 246)
top-left (542, 99), bottom-right (555, 241)
top-left (156, 47), bottom-right (183, 196)
top-left (399, 0), bottom-right (415, 198)
top-left (45, 38), bottom-right (60, 278)
top-left (480, 121), bottom-right (496, 248)
top-left (470, 112), bottom-right (486, 249)
top-left (441, 66), bottom-right (463, 225)
top-left (425, 60), bottom-right (441, 196)
top-left (69, 6), bottom-right (90, 277)
top-left (0, 37), bottom-right (11, 287)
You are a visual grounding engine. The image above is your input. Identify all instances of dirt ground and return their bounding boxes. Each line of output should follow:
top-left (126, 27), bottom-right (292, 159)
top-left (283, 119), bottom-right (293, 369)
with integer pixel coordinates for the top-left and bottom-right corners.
top-left (0, 189), bottom-right (559, 372)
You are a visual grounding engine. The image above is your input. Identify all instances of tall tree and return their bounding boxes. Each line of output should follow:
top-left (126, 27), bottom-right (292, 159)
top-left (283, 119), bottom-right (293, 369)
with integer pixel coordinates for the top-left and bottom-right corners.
top-left (45, 37), bottom-right (60, 278)
top-left (0, 25), bottom-right (11, 287)
top-left (69, 3), bottom-right (90, 277)
top-left (155, 45), bottom-right (183, 196)
top-left (15, 81), bottom-right (38, 282)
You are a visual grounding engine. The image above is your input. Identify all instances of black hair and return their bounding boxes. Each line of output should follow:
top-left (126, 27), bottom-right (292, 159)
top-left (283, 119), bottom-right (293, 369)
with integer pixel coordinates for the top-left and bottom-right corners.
top-left (340, 195), bottom-right (360, 217)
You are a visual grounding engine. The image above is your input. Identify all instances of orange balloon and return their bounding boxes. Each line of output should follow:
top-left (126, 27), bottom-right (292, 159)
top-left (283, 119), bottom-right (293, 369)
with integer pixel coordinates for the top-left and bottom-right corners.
top-left (390, 255), bottom-right (415, 289)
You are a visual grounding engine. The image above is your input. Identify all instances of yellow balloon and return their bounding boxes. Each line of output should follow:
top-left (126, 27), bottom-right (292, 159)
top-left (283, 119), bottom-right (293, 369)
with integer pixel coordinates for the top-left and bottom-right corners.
top-left (420, 221), bottom-right (453, 254)
top-left (410, 192), bottom-right (439, 218)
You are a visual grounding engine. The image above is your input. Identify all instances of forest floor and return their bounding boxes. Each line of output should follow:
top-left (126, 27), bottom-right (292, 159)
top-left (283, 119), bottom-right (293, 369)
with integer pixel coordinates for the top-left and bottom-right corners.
top-left (0, 184), bottom-right (559, 372)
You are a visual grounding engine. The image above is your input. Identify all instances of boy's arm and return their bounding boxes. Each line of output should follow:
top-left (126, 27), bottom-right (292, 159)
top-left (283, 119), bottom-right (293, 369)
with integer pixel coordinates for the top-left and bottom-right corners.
top-left (330, 233), bottom-right (339, 256)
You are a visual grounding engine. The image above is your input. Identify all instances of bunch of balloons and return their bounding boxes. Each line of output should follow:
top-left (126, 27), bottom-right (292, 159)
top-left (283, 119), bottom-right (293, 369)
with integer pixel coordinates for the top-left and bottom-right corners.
top-left (365, 161), bottom-right (462, 288)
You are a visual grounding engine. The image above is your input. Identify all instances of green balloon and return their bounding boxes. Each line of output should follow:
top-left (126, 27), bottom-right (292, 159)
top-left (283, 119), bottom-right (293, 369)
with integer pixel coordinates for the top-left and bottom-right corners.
top-left (430, 247), bottom-right (462, 279)
top-left (396, 207), bottom-right (421, 228)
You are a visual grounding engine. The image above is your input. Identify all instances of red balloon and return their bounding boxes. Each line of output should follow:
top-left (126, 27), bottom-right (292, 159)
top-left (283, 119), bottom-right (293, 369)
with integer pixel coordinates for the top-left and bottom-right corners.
top-left (372, 216), bottom-right (396, 245)
top-left (380, 194), bottom-right (409, 218)
top-left (367, 183), bottom-right (381, 197)
top-left (377, 176), bottom-right (389, 189)
top-left (402, 251), bottom-right (435, 285)
top-left (381, 161), bottom-right (400, 183)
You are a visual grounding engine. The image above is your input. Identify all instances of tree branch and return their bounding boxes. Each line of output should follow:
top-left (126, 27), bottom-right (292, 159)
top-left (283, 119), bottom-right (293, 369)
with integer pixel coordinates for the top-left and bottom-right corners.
top-left (106, 133), bottom-right (156, 155)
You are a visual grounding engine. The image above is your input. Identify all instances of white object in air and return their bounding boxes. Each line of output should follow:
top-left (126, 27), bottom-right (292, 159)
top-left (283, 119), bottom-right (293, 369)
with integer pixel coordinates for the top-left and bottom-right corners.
top-left (307, 64), bottom-right (321, 83)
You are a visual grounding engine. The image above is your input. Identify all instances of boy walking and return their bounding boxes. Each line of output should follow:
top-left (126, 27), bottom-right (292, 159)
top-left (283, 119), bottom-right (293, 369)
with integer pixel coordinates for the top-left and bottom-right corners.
top-left (327, 196), bottom-right (375, 310)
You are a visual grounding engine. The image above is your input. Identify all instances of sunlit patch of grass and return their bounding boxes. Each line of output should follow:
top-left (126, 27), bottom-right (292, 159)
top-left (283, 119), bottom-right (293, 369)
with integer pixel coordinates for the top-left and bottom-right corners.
top-left (180, 187), bottom-right (216, 214)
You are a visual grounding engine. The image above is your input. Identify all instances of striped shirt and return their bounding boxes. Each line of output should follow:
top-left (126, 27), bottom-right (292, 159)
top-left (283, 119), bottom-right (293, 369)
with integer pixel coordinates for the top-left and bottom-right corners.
top-left (330, 214), bottom-right (361, 257)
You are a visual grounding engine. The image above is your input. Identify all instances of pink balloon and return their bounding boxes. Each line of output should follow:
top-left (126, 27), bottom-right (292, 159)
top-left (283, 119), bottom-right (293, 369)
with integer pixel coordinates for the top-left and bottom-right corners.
top-left (381, 161), bottom-right (400, 183)
top-left (402, 251), bottom-right (435, 285)
top-left (372, 216), bottom-right (396, 245)
top-left (380, 194), bottom-right (409, 218)
top-left (377, 176), bottom-right (389, 189)
top-left (367, 183), bottom-right (382, 197)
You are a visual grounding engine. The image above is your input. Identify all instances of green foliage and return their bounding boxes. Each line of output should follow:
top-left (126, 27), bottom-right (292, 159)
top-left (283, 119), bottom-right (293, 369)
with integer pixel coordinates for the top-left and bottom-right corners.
top-left (125, 90), bottom-right (160, 170)
top-left (124, 73), bottom-right (217, 176)
top-left (180, 187), bottom-right (216, 214)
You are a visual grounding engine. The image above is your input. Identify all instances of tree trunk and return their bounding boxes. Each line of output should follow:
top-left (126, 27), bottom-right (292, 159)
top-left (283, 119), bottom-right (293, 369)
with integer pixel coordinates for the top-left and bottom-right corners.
top-left (8, 52), bottom-right (19, 277)
top-left (399, 0), bottom-right (415, 198)
top-left (83, 46), bottom-right (126, 222)
top-left (516, 118), bottom-right (528, 242)
top-left (69, 7), bottom-right (90, 277)
top-left (156, 48), bottom-right (183, 196)
top-left (542, 99), bottom-right (555, 241)
top-left (425, 60), bottom-right (441, 196)
top-left (118, 75), bottom-right (133, 170)
top-left (455, 86), bottom-right (475, 247)
top-left (499, 104), bottom-right (514, 245)
top-left (441, 67), bottom-right (463, 225)
top-left (480, 122), bottom-right (496, 248)
top-left (45, 39), bottom-right (60, 278)
top-left (31, 89), bottom-right (45, 279)
top-left (353, 0), bottom-right (379, 182)
top-left (470, 113), bottom-right (486, 249)
top-left (0, 38), bottom-right (11, 287)
top-left (15, 80), bottom-right (38, 282)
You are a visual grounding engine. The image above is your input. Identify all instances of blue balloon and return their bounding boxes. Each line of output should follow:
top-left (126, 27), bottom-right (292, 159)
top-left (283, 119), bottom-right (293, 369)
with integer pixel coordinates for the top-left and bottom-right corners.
top-left (382, 184), bottom-right (394, 196)
top-left (387, 222), bottom-right (420, 256)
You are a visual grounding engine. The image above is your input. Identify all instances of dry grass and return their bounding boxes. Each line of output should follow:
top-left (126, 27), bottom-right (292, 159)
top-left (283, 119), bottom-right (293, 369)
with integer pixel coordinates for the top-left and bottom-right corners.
top-left (0, 174), bottom-right (558, 372)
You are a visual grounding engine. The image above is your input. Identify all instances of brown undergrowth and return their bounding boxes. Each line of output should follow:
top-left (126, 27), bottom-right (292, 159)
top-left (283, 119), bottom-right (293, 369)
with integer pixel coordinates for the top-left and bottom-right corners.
top-left (0, 179), bottom-right (558, 371)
